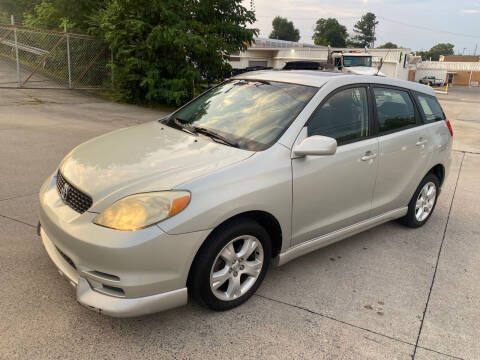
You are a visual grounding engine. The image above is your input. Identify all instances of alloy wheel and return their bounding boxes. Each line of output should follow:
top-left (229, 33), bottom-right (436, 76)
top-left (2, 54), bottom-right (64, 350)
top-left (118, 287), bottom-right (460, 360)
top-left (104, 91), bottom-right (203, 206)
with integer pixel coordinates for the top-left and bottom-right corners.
top-left (209, 235), bottom-right (264, 301)
top-left (415, 181), bottom-right (437, 222)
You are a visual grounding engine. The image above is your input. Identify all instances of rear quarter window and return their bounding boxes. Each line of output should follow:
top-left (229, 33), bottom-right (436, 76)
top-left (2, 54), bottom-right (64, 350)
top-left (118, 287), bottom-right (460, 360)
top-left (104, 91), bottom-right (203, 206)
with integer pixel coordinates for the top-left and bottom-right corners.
top-left (414, 92), bottom-right (446, 123)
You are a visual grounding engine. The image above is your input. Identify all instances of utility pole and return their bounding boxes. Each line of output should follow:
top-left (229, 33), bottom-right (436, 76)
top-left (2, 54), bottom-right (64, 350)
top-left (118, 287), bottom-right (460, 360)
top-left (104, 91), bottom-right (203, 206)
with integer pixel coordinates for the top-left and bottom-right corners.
top-left (474, 44), bottom-right (478, 56)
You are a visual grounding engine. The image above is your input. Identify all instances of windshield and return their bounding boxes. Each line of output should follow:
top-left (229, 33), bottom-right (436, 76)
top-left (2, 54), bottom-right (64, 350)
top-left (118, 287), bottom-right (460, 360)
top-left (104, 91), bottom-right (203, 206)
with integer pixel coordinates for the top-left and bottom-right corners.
top-left (165, 80), bottom-right (317, 151)
top-left (343, 56), bottom-right (372, 67)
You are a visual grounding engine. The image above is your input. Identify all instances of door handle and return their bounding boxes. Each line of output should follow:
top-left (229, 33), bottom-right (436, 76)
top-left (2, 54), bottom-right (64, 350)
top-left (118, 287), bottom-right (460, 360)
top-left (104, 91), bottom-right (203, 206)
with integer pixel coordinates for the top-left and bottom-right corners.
top-left (361, 151), bottom-right (377, 161)
top-left (416, 138), bottom-right (428, 146)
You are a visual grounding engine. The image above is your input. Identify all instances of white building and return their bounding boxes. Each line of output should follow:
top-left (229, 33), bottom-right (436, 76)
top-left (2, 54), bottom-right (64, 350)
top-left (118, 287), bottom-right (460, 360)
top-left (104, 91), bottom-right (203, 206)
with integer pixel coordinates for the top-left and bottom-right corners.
top-left (412, 61), bottom-right (480, 86)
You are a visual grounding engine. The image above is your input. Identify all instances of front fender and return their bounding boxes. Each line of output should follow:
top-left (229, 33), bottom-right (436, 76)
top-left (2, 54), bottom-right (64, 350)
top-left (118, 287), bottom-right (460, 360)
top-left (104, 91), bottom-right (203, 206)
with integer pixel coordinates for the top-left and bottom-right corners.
top-left (156, 144), bottom-right (293, 252)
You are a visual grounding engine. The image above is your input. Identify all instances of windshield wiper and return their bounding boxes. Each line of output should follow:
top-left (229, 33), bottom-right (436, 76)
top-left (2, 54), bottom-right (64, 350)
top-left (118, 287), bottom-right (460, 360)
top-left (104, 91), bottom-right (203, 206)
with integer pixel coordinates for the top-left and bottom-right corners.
top-left (170, 118), bottom-right (238, 147)
top-left (193, 127), bottom-right (239, 148)
top-left (172, 117), bottom-right (197, 136)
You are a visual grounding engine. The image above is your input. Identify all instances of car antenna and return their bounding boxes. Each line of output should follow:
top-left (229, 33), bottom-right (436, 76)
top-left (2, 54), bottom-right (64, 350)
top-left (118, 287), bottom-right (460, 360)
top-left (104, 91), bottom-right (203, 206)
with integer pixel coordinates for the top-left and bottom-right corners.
top-left (376, 48), bottom-right (391, 76)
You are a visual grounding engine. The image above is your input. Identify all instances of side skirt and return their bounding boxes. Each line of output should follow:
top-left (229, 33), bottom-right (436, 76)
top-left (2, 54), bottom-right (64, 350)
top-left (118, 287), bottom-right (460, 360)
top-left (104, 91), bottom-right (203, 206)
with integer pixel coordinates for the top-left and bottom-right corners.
top-left (275, 207), bottom-right (408, 267)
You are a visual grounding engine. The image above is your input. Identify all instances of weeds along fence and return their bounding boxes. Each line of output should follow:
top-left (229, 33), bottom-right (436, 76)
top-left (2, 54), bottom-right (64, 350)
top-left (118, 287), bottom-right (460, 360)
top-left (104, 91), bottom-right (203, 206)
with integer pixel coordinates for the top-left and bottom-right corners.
top-left (0, 23), bottom-right (111, 89)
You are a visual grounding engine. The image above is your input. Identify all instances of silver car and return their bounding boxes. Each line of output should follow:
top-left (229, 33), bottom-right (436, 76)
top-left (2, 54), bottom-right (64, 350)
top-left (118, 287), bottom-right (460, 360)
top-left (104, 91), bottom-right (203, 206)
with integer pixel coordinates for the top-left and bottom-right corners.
top-left (39, 71), bottom-right (453, 317)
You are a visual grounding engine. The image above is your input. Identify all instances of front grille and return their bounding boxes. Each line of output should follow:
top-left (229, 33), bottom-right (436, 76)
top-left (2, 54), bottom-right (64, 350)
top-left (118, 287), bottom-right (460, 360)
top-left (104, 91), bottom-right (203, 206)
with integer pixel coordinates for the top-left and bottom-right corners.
top-left (56, 171), bottom-right (92, 213)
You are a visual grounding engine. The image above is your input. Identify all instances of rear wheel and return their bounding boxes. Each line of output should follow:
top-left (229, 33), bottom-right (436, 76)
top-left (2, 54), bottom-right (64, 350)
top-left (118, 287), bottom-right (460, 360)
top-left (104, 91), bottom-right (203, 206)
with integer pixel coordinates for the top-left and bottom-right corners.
top-left (189, 218), bottom-right (271, 311)
top-left (401, 173), bottom-right (440, 228)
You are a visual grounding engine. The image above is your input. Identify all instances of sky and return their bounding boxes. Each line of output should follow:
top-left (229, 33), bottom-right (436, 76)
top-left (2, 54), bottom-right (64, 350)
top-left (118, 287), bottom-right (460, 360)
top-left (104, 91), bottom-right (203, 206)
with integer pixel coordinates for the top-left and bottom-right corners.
top-left (244, 0), bottom-right (480, 53)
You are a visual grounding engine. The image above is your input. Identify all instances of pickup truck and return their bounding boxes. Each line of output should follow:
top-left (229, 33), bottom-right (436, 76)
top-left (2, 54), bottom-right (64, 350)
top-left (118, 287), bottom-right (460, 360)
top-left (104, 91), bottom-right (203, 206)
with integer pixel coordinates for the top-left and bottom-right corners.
top-left (419, 76), bottom-right (445, 86)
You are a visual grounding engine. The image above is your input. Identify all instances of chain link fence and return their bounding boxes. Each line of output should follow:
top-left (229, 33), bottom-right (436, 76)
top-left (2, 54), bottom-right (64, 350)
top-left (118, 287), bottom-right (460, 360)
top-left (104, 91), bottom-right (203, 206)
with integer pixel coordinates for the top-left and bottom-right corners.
top-left (0, 22), bottom-right (111, 89)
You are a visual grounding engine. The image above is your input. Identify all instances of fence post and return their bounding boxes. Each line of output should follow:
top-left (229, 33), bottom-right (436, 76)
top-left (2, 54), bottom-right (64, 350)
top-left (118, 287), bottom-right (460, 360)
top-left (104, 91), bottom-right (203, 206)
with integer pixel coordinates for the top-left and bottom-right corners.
top-left (11, 15), bottom-right (21, 88)
top-left (64, 23), bottom-right (72, 89)
top-left (110, 49), bottom-right (114, 87)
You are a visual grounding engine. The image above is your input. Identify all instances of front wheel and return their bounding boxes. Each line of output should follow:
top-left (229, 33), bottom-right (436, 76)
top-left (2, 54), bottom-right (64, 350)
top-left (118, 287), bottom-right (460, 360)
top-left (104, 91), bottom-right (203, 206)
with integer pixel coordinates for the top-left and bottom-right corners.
top-left (189, 218), bottom-right (271, 311)
top-left (401, 173), bottom-right (440, 228)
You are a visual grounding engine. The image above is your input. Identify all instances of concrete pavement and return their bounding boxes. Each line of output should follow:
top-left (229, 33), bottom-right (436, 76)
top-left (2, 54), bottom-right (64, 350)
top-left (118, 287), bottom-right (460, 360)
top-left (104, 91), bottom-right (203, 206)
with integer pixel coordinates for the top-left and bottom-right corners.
top-left (0, 85), bottom-right (479, 359)
top-left (437, 87), bottom-right (480, 154)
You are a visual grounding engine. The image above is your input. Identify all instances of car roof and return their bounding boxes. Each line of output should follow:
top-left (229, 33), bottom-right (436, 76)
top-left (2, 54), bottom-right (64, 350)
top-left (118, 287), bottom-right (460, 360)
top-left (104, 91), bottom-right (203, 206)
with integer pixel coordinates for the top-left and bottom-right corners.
top-left (233, 70), bottom-right (436, 97)
top-left (234, 70), bottom-right (343, 87)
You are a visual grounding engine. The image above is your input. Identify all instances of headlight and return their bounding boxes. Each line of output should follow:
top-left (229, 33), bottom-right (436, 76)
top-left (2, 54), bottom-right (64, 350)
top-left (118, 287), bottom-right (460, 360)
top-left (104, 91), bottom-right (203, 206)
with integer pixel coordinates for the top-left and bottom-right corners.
top-left (93, 191), bottom-right (190, 231)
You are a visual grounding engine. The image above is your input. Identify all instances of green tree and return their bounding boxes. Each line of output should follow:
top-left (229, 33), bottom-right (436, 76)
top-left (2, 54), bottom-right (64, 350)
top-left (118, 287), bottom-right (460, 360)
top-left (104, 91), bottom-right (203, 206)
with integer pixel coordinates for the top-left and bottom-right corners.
top-left (269, 16), bottom-right (300, 42)
top-left (378, 42), bottom-right (398, 49)
top-left (312, 18), bottom-right (348, 47)
top-left (348, 12), bottom-right (378, 48)
top-left (23, 0), bottom-right (108, 32)
top-left (418, 43), bottom-right (454, 61)
top-left (91, 0), bottom-right (257, 106)
top-left (0, 0), bottom-right (40, 23)
top-left (23, 2), bottom-right (63, 29)
top-left (0, 11), bottom-right (9, 23)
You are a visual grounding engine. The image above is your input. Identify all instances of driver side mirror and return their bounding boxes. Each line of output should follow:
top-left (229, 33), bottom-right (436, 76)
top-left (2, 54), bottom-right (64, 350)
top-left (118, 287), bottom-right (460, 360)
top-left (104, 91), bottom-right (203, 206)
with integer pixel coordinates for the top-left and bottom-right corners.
top-left (293, 135), bottom-right (337, 157)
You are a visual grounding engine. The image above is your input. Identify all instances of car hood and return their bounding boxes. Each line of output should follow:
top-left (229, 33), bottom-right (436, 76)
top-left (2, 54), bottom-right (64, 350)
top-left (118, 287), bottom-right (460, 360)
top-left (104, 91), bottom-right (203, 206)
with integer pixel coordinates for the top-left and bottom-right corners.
top-left (59, 121), bottom-right (253, 209)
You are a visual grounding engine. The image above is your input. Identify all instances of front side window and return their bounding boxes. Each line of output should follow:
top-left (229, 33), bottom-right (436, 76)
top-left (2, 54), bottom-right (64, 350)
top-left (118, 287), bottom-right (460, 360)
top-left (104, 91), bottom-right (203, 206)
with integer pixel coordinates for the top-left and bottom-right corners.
top-left (414, 92), bottom-right (445, 123)
top-left (307, 87), bottom-right (369, 144)
top-left (166, 80), bottom-right (317, 151)
top-left (373, 88), bottom-right (417, 133)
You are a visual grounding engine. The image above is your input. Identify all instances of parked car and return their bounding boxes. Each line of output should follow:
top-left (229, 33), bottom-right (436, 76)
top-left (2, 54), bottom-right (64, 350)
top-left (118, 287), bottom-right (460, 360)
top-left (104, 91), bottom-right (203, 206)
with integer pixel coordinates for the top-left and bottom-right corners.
top-left (419, 76), bottom-right (445, 86)
top-left (39, 71), bottom-right (453, 317)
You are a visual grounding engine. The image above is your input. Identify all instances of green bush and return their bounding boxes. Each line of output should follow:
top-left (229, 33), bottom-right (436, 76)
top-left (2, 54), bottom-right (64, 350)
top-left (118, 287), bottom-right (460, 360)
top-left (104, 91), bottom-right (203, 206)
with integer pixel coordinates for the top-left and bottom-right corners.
top-left (91, 0), bottom-right (257, 106)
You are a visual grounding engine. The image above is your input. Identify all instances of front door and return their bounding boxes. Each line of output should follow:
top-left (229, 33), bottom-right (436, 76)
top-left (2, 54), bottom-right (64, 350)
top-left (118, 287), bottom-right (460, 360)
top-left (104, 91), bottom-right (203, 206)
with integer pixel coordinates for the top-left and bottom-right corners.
top-left (291, 86), bottom-right (379, 245)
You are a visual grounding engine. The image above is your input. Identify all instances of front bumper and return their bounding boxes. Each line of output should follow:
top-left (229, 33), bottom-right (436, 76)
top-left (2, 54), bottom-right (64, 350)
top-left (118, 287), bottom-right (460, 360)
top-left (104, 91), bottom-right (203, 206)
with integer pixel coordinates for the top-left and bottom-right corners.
top-left (40, 228), bottom-right (187, 317)
top-left (39, 172), bottom-right (210, 317)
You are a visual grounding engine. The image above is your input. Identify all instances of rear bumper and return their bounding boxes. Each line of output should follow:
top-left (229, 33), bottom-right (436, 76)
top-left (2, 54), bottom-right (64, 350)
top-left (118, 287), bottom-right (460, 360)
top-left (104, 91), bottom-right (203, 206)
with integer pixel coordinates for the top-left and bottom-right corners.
top-left (41, 227), bottom-right (188, 317)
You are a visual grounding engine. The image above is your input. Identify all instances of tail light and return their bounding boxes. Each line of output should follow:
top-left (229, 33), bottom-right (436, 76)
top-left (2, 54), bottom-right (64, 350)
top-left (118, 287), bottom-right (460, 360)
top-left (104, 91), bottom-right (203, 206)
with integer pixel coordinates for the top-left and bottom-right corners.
top-left (445, 119), bottom-right (453, 136)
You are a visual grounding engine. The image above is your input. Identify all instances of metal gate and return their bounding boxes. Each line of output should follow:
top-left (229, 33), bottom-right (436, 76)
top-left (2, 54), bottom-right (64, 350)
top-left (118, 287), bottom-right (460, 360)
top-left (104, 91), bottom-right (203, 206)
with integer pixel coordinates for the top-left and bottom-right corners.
top-left (0, 22), bottom-right (111, 89)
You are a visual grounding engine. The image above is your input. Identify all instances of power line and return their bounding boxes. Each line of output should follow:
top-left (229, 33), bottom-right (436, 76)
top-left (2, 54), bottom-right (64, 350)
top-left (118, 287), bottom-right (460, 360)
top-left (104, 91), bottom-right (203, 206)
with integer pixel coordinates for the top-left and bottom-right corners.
top-left (254, 14), bottom-right (480, 39)
top-left (377, 16), bottom-right (480, 39)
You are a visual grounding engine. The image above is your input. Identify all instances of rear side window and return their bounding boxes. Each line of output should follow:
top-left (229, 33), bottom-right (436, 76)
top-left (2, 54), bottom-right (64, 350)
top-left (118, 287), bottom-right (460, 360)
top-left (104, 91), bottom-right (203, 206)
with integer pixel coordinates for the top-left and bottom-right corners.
top-left (307, 87), bottom-right (369, 144)
top-left (414, 93), bottom-right (445, 123)
top-left (373, 88), bottom-right (417, 133)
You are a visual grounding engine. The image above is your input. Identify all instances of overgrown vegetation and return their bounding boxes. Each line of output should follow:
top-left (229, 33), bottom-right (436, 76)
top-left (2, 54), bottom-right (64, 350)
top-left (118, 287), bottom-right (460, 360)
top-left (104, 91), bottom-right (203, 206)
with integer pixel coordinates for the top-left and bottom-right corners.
top-left (92, 0), bottom-right (256, 105)
top-left (23, 0), bottom-right (108, 32)
top-left (1, 0), bottom-right (256, 106)
top-left (0, 0), bottom-right (39, 24)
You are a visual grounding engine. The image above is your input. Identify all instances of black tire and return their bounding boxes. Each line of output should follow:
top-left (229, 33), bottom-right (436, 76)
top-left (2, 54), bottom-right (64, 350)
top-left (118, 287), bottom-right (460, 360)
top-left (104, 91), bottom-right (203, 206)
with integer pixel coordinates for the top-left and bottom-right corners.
top-left (188, 218), bottom-right (271, 311)
top-left (401, 173), bottom-right (440, 228)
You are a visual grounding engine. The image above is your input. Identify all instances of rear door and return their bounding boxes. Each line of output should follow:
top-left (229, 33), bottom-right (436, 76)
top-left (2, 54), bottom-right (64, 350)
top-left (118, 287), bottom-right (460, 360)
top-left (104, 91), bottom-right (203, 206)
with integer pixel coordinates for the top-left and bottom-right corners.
top-left (370, 86), bottom-right (433, 216)
top-left (291, 85), bottom-right (379, 245)
top-left (412, 90), bottom-right (452, 166)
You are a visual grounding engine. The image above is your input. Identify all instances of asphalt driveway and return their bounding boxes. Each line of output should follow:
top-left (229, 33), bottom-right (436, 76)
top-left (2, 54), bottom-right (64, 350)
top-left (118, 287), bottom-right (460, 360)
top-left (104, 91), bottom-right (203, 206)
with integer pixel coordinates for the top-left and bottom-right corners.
top-left (0, 85), bottom-right (479, 360)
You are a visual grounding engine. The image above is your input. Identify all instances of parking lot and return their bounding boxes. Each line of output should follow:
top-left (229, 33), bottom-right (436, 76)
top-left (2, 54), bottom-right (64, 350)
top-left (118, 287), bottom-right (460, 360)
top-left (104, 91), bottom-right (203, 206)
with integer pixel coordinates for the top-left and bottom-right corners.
top-left (0, 81), bottom-right (479, 359)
